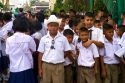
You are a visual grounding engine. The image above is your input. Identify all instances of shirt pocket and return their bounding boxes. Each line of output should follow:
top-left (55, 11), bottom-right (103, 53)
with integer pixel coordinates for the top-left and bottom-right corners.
top-left (56, 41), bottom-right (63, 50)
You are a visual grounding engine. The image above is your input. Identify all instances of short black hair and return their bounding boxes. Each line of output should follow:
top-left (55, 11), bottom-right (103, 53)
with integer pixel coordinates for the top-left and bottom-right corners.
top-left (103, 23), bottom-right (114, 31)
top-left (85, 12), bottom-right (94, 18)
top-left (63, 29), bottom-right (74, 36)
top-left (69, 9), bottom-right (76, 14)
top-left (117, 25), bottom-right (125, 33)
top-left (2, 12), bottom-right (12, 22)
top-left (79, 27), bottom-right (89, 33)
top-left (60, 9), bottom-right (65, 13)
top-left (19, 8), bottom-right (23, 12)
top-left (94, 20), bottom-right (100, 24)
top-left (13, 17), bottom-right (29, 32)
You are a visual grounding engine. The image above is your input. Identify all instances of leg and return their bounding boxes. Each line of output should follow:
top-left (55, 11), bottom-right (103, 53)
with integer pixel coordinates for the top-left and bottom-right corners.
top-left (64, 65), bottom-right (73, 83)
top-left (103, 64), bottom-right (111, 83)
top-left (85, 68), bottom-right (96, 83)
top-left (42, 62), bottom-right (52, 83)
top-left (77, 67), bottom-right (86, 83)
top-left (52, 63), bottom-right (64, 83)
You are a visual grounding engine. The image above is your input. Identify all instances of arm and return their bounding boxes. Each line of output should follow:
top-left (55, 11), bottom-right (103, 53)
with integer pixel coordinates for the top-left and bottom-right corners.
top-left (93, 40), bottom-right (104, 48)
top-left (38, 52), bottom-right (43, 78)
top-left (100, 56), bottom-right (106, 78)
top-left (94, 58), bottom-right (99, 75)
top-left (65, 51), bottom-right (75, 63)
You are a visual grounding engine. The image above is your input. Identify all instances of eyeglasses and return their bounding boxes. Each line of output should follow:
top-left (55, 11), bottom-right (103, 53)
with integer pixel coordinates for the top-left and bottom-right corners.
top-left (50, 40), bottom-right (55, 49)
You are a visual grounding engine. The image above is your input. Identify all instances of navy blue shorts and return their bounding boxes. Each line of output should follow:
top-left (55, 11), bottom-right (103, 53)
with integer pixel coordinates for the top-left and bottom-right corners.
top-left (9, 69), bottom-right (35, 83)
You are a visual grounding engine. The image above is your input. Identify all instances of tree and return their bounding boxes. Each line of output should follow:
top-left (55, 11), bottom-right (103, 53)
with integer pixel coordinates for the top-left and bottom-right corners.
top-left (62, 0), bottom-right (85, 12)
top-left (53, 0), bottom-right (63, 13)
top-left (0, 2), bottom-right (4, 8)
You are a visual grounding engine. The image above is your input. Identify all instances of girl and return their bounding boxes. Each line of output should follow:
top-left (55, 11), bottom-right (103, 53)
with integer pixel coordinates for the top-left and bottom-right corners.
top-left (6, 17), bottom-right (36, 83)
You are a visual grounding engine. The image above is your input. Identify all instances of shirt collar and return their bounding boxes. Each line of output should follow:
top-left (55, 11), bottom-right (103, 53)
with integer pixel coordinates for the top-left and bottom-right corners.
top-left (46, 31), bottom-right (62, 39)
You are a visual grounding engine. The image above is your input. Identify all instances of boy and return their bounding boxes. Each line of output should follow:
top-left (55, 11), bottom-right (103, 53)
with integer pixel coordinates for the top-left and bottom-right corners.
top-left (94, 20), bottom-right (101, 29)
top-left (114, 25), bottom-right (125, 83)
top-left (77, 27), bottom-right (99, 83)
top-left (100, 23), bottom-right (120, 83)
top-left (38, 15), bottom-right (71, 83)
top-left (83, 12), bottom-right (104, 83)
top-left (63, 29), bottom-right (76, 83)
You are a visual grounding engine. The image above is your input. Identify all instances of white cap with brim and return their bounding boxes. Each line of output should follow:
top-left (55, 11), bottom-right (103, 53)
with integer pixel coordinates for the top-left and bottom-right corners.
top-left (47, 15), bottom-right (60, 25)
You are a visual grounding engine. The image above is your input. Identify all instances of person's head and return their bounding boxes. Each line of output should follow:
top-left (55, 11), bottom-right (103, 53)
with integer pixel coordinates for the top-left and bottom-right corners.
top-left (2, 12), bottom-right (12, 23)
top-left (36, 11), bottom-right (45, 22)
top-left (79, 27), bottom-right (89, 43)
top-left (121, 12), bottom-right (125, 19)
top-left (18, 8), bottom-right (23, 13)
top-left (59, 17), bottom-right (66, 31)
top-left (103, 23), bottom-right (114, 40)
top-left (96, 10), bottom-right (104, 18)
top-left (47, 15), bottom-right (59, 36)
top-left (84, 12), bottom-right (94, 29)
top-left (94, 20), bottom-right (101, 28)
top-left (13, 16), bottom-right (29, 33)
top-left (60, 9), bottom-right (65, 17)
top-left (63, 29), bottom-right (74, 43)
top-left (69, 9), bottom-right (76, 17)
top-left (116, 25), bottom-right (125, 37)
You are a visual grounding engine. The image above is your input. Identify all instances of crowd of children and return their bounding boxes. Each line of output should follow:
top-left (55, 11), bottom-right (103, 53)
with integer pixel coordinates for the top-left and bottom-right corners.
top-left (0, 8), bottom-right (125, 83)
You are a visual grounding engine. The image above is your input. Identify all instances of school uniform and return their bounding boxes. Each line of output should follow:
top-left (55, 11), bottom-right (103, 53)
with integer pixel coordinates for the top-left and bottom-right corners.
top-left (38, 32), bottom-right (71, 83)
top-left (77, 42), bottom-right (99, 83)
top-left (100, 37), bottom-right (120, 83)
top-left (115, 33), bottom-right (125, 83)
top-left (89, 26), bottom-right (104, 83)
top-left (6, 32), bottom-right (36, 83)
top-left (64, 43), bottom-right (76, 83)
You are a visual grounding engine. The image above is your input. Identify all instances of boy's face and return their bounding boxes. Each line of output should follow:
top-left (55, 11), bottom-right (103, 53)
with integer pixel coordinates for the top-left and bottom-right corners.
top-left (95, 23), bottom-right (101, 28)
top-left (116, 29), bottom-right (123, 37)
top-left (65, 35), bottom-right (73, 43)
top-left (84, 16), bottom-right (94, 29)
top-left (79, 31), bottom-right (89, 42)
top-left (59, 19), bottom-right (66, 30)
top-left (48, 23), bottom-right (59, 36)
top-left (104, 29), bottom-right (114, 39)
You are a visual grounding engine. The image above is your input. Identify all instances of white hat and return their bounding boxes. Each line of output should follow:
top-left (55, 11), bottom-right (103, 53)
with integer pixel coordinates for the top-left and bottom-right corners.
top-left (47, 15), bottom-right (59, 25)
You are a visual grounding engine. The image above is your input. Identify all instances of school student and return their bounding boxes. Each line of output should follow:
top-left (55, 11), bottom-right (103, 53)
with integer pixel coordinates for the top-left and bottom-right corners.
top-left (77, 27), bottom-right (99, 83)
top-left (115, 25), bottom-right (125, 83)
top-left (100, 23), bottom-right (120, 83)
top-left (38, 15), bottom-right (71, 83)
top-left (83, 12), bottom-right (104, 83)
top-left (6, 17), bottom-right (36, 83)
top-left (63, 29), bottom-right (76, 83)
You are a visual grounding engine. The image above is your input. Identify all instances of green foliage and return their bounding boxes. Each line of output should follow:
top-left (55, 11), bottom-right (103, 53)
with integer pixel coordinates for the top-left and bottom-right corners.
top-left (53, 0), bottom-right (108, 13)
top-left (53, 0), bottom-right (63, 13)
top-left (30, 0), bottom-right (36, 6)
top-left (62, 0), bottom-right (85, 12)
top-left (93, 0), bottom-right (108, 14)
top-left (0, 2), bottom-right (4, 8)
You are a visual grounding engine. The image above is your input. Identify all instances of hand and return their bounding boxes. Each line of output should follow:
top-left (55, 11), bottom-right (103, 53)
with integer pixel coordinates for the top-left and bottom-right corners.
top-left (83, 39), bottom-right (93, 48)
top-left (101, 68), bottom-right (107, 79)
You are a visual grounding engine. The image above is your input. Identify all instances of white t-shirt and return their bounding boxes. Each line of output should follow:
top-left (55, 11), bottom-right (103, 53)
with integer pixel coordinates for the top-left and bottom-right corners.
top-left (38, 32), bottom-right (71, 64)
top-left (77, 42), bottom-right (99, 67)
top-left (6, 32), bottom-right (36, 72)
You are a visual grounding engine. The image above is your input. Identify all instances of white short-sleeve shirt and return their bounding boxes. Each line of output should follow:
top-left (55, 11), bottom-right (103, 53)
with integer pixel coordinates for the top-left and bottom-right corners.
top-left (100, 37), bottom-right (120, 64)
top-left (89, 26), bottom-right (104, 43)
top-left (38, 32), bottom-right (71, 64)
top-left (77, 42), bottom-right (99, 67)
top-left (64, 43), bottom-right (76, 66)
top-left (6, 32), bottom-right (36, 72)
